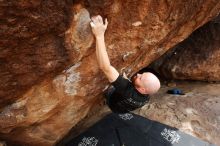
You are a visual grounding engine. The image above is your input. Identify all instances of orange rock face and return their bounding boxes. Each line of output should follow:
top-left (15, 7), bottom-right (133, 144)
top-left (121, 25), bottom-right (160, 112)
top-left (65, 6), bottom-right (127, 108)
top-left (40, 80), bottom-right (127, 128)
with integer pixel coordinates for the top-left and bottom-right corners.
top-left (0, 0), bottom-right (70, 107)
top-left (0, 0), bottom-right (220, 145)
top-left (151, 15), bottom-right (220, 81)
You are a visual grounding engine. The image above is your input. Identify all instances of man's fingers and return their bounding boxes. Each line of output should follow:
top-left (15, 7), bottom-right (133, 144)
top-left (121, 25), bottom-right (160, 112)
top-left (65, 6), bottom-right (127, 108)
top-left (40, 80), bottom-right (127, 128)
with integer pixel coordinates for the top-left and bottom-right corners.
top-left (104, 18), bottom-right (108, 28)
top-left (97, 15), bottom-right (103, 23)
top-left (91, 17), bottom-right (96, 22)
top-left (91, 16), bottom-right (99, 24)
top-left (90, 21), bottom-right (95, 27)
top-left (91, 15), bottom-right (108, 28)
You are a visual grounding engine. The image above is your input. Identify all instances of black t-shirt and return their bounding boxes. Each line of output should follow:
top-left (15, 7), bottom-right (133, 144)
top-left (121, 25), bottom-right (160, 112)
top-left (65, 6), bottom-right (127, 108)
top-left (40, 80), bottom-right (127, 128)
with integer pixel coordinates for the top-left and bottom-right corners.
top-left (108, 75), bottom-right (150, 113)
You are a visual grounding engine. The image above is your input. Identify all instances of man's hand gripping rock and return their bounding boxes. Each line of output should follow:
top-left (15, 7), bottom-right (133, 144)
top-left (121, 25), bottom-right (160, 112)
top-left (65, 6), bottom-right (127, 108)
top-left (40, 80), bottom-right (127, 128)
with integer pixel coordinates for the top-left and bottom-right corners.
top-left (90, 15), bottom-right (108, 38)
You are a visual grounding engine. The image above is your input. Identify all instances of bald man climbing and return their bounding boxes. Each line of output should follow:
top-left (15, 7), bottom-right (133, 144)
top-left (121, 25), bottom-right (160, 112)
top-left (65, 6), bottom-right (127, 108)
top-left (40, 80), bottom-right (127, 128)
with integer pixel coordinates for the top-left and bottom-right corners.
top-left (90, 15), bottom-right (160, 113)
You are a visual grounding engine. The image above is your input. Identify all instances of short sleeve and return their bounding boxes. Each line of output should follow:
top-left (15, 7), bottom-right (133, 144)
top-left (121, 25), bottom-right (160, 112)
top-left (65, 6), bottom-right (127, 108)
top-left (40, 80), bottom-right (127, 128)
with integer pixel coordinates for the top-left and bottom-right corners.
top-left (111, 75), bottom-right (131, 91)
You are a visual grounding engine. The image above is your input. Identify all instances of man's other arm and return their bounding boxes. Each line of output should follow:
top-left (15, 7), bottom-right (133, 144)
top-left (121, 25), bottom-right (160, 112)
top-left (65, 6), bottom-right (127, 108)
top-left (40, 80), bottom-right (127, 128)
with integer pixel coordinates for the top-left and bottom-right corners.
top-left (90, 15), bottom-right (119, 83)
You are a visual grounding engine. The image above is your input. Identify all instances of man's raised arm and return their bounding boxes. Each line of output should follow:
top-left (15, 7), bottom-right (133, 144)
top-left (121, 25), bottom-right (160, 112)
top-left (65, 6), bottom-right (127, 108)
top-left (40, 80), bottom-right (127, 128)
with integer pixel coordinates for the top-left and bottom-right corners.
top-left (90, 15), bottom-right (119, 83)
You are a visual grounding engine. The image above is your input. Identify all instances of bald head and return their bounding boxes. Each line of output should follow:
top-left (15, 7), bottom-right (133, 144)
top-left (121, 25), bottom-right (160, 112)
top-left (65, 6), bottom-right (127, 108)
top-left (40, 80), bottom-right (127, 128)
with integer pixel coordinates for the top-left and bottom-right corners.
top-left (132, 72), bottom-right (160, 95)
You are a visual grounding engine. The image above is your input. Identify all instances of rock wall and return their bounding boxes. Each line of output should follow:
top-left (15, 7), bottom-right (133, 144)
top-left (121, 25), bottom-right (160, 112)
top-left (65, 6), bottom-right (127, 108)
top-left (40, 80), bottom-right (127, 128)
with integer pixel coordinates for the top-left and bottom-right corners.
top-left (0, 0), bottom-right (220, 145)
top-left (0, 0), bottom-right (71, 107)
top-left (151, 14), bottom-right (220, 81)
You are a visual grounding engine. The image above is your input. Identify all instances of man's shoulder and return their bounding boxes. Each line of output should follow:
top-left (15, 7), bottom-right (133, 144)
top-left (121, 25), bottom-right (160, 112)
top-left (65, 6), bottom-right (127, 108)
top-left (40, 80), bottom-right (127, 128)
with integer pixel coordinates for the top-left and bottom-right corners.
top-left (112, 75), bottom-right (131, 85)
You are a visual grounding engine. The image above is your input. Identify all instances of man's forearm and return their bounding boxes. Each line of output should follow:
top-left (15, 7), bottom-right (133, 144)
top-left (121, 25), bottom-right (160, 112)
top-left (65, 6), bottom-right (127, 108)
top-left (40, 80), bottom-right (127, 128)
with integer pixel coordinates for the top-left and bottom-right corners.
top-left (91, 15), bottom-right (119, 82)
top-left (95, 35), bottom-right (111, 72)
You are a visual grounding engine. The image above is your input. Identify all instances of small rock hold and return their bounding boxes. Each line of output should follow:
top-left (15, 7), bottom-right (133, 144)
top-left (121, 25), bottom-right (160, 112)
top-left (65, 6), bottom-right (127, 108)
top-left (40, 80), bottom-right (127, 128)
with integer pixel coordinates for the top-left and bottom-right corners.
top-left (132, 21), bottom-right (142, 27)
top-left (122, 51), bottom-right (134, 61)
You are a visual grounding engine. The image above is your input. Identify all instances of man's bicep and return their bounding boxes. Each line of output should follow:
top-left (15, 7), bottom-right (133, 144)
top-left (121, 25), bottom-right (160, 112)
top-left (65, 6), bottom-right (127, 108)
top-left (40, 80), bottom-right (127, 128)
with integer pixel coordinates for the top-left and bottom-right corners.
top-left (103, 66), bottom-right (119, 83)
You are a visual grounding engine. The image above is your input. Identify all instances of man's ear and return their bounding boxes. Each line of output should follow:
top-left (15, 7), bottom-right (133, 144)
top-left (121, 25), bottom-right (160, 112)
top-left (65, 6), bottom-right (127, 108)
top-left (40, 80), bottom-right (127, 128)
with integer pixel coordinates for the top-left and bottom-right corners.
top-left (137, 87), bottom-right (147, 94)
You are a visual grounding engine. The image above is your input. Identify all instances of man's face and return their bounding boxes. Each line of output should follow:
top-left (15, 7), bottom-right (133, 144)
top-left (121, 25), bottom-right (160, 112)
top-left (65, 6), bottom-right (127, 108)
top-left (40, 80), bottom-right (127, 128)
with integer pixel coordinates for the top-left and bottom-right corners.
top-left (132, 73), bottom-right (145, 88)
top-left (132, 72), bottom-right (161, 94)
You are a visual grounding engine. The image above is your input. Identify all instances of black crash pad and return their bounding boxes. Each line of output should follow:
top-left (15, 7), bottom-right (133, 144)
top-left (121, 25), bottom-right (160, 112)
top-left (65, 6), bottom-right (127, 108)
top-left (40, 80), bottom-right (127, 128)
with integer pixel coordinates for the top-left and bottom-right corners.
top-left (65, 113), bottom-right (216, 146)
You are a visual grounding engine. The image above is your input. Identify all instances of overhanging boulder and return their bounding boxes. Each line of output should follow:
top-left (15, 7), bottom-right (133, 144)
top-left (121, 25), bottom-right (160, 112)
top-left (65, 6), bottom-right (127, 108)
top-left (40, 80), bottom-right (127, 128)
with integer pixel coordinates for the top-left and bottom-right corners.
top-left (151, 14), bottom-right (220, 81)
top-left (0, 0), bottom-right (220, 145)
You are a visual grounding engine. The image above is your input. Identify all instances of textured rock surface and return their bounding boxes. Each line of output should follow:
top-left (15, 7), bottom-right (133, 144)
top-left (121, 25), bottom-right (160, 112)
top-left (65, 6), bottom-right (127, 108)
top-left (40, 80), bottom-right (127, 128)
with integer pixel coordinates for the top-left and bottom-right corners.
top-left (0, 0), bottom-right (220, 145)
top-left (0, 0), bottom-right (70, 107)
top-left (151, 14), bottom-right (220, 81)
top-left (0, 141), bottom-right (6, 146)
top-left (60, 81), bottom-right (220, 146)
